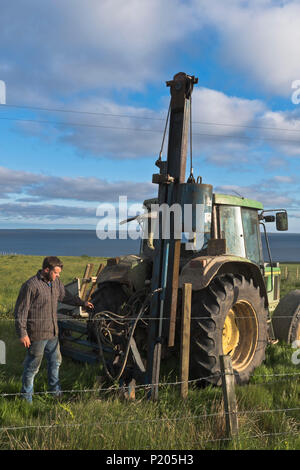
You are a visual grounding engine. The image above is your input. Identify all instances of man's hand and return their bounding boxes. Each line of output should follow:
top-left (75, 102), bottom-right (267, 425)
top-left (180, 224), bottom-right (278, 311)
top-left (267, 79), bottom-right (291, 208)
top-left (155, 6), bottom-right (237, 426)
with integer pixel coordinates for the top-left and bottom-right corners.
top-left (84, 301), bottom-right (94, 310)
top-left (20, 335), bottom-right (31, 348)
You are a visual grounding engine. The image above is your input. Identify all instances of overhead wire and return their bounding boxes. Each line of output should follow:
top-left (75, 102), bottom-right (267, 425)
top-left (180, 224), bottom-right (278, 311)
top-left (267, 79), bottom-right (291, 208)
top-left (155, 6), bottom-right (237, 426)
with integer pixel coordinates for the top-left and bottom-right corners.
top-left (1, 115), bottom-right (300, 147)
top-left (2, 102), bottom-right (300, 135)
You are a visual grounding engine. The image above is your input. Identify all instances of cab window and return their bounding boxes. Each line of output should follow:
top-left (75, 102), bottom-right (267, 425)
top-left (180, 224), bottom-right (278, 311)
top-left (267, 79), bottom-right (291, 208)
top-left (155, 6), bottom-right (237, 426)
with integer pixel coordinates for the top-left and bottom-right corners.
top-left (219, 206), bottom-right (246, 258)
top-left (241, 208), bottom-right (262, 265)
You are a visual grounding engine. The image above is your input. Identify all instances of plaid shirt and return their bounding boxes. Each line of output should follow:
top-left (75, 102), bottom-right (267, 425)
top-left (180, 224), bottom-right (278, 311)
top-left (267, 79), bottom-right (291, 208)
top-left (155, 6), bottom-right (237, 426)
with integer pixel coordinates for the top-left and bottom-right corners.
top-left (14, 270), bottom-right (85, 341)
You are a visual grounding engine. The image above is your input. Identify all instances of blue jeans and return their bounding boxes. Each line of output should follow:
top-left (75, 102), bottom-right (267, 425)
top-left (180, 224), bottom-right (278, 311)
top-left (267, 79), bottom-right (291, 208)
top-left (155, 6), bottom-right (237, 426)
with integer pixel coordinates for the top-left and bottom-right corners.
top-left (21, 336), bottom-right (62, 403)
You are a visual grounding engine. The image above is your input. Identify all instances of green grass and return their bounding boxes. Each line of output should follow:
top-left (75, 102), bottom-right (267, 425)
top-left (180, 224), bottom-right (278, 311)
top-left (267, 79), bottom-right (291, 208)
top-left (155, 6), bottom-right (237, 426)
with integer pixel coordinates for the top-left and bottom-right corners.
top-left (0, 254), bottom-right (107, 317)
top-left (279, 263), bottom-right (300, 298)
top-left (0, 256), bottom-right (299, 450)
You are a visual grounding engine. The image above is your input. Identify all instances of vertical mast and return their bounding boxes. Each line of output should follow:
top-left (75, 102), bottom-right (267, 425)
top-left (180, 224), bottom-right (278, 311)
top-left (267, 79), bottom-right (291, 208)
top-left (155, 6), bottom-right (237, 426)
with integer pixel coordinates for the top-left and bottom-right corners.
top-left (147, 73), bottom-right (198, 398)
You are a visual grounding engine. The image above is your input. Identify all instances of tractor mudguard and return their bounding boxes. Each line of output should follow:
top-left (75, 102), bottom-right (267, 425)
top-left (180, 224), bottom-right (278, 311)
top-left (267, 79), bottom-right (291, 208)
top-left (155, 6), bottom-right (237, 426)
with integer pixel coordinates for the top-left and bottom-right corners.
top-left (179, 255), bottom-right (268, 307)
top-left (96, 255), bottom-right (152, 293)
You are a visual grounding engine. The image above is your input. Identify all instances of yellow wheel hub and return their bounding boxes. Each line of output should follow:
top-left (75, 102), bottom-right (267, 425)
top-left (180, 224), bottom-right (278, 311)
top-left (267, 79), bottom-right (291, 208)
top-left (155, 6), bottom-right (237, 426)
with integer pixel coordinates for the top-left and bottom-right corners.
top-left (223, 309), bottom-right (240, 355)
top-left (296, 324), bottom-right (300, 341)
top-left (222, 301), bottom-right (258, 372)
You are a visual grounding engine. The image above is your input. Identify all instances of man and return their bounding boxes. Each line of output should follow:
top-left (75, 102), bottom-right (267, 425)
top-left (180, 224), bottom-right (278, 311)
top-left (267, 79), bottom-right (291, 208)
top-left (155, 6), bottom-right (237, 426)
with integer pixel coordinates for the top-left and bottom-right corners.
top-left (14, 256), bottom-right (94, 403)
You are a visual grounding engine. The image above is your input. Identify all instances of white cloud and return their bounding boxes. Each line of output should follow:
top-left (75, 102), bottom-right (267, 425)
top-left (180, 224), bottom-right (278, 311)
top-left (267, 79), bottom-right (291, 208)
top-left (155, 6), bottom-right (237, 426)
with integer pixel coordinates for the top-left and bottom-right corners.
top-left (0, 0), bottom-right (199, 103)
top-left (196, 0), bottom-right (300, 96)
top-left (56, 97), bottom-right (166, 159)
top-left (256, 108), bottom-right (300, 156)
top-left (192, 87), bottom-right (265, 130)
top-left (0, 167), bottom-right (42, 196)
top-left (13, 85), bottom-right (300, 164)
top-left (0, 166), bottom-right (155, 202)
top-left (1, 0), bottom-right (300, 104)
top-left (273, 175), bottom-right (294, 183)
top-left (0, 202), bottom-right (96, 220)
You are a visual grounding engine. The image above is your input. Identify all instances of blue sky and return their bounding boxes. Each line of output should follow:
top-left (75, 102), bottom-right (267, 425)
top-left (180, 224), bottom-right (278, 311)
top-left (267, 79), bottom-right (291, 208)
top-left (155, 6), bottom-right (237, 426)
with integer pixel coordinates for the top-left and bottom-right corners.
top-left (0, 0), bottom-right (300, 231)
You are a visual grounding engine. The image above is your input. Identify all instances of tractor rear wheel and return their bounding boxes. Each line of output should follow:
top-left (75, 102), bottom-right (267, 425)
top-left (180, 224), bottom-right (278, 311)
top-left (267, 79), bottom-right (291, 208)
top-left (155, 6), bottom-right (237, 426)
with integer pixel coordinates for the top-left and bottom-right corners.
top-left (272, 290), bottom-right (300, 344)
top-left (189, 274), bottom-right (268, 385)
top-left (89, 283), bottom-right (149, 382)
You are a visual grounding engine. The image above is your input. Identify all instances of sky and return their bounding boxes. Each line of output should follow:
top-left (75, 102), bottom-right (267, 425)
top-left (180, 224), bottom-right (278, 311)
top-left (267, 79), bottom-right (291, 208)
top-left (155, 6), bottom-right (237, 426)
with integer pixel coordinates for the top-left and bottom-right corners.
top-left (0, 0), bottom-right (300, 232)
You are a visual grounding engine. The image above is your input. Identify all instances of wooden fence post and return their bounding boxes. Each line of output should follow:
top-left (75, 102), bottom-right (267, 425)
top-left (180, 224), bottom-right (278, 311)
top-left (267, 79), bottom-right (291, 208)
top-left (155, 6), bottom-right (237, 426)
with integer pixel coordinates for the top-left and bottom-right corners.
top-left (180, 283), bottom-right (192, 399)
top-left (219, 355), bottom-right (239, 439)
top-left (80, 263), bottom-right (94, 299)
top-left (85, 263), bottom-right (104, 302)
top-left (0, 340), bottom-right (5, 365)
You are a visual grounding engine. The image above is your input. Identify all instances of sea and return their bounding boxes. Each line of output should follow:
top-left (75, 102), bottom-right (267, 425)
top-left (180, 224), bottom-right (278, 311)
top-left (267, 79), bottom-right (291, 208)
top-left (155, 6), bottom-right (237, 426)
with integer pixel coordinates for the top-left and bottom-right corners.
top-left (0, 229), bottom-right (299, 262)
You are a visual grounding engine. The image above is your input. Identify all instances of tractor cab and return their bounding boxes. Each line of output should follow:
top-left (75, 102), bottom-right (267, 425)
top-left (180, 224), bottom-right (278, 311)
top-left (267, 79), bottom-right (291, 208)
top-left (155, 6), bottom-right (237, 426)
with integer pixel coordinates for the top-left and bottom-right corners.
top-left (212, 194), bottom-right (264, 266)
top-left (140, 191), bottom-right (288, 313)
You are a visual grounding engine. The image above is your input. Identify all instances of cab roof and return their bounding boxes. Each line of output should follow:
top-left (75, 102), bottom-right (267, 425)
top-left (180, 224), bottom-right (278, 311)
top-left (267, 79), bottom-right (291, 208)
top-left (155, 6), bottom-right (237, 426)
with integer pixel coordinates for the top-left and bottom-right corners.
top-left (143, 193), bottom-right (263, 211)
top-left (214, 193), bottom-right (263, 210)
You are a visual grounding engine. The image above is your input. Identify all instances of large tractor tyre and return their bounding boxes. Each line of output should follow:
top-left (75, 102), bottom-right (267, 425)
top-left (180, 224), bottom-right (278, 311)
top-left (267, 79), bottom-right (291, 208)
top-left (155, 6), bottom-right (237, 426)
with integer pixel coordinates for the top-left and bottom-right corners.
top-left (88, 283), bottom-right (130, 380)
top-left (189, 273), bottom-right (268, 386)
top-left (89, 283), bottom-right (149, 382)
top-left (272, 289), bottom-right (300, 344)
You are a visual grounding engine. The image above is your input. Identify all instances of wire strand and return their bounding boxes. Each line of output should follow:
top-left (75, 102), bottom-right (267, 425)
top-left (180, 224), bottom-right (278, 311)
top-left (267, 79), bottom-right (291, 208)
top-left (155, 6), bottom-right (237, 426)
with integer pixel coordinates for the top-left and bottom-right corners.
top-left (2, 103), bottom-right (300, 135)
top-left (1, 115), bottom-right (300, 146)
top-left (0, 409), bottom-right (299, 432)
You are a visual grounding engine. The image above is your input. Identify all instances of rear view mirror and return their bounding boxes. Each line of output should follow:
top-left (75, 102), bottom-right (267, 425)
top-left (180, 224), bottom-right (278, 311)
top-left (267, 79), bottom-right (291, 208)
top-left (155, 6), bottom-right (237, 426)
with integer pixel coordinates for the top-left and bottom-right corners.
top-left (276, 211), bottom-right (288, 231)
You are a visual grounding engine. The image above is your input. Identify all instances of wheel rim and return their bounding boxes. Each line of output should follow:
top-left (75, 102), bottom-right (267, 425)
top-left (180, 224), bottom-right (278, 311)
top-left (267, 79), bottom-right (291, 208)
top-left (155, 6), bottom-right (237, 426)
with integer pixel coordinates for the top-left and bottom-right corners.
top-left (222, 300), bottom-right (258, 372)
top-left (296, 323), bottom-right (300, 341)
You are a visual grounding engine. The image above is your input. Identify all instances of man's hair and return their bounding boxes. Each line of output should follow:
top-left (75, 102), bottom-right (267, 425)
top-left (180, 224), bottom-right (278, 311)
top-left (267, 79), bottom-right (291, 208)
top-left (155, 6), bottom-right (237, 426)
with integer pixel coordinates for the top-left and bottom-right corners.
top-left (42, 256), bottom-right (63, 271)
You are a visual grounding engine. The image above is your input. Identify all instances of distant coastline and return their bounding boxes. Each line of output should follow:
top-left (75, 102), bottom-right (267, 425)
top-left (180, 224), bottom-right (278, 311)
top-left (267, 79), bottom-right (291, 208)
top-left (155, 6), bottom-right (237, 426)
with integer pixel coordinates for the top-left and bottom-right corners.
top-left (0, 229), bottom-right (299, 261)
top-left (0, 228), bottom-right (299, 233)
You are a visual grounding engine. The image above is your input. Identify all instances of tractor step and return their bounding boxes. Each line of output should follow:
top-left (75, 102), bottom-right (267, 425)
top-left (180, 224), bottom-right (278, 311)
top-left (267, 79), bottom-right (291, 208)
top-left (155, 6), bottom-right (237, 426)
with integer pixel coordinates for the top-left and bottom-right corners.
top-left (58, 315), bottom-right (88, 334)
top-left (58, 314), bottom-right (114, 365)
top-left (60, 345), bottom-right (99, 364)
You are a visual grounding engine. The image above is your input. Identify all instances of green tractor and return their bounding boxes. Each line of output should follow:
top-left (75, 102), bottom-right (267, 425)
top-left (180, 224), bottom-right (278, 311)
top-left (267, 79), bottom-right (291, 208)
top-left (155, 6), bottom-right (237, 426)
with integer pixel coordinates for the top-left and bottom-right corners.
top-left (89, 191), bottom-right (298, 386)
top-left (67, 73), bottom-right (300, 388)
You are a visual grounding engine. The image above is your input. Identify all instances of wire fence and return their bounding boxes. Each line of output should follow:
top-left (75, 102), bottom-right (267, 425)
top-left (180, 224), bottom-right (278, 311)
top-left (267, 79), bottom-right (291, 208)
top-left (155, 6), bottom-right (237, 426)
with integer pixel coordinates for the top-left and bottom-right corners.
top-left (0, 371), bottom-right (300, 400)
top-left (1, 291), bottom-right (300, 448)
top-left (0, 409), bottom-right (299, 432)
top-left (0, 365), bottom-right (299, 448)
top-left (0, 374), bottom-right (299, 419)
top-left (281, 265), bottom-right (300, 280)
top-left (0, 314), bottom-right (299, 321)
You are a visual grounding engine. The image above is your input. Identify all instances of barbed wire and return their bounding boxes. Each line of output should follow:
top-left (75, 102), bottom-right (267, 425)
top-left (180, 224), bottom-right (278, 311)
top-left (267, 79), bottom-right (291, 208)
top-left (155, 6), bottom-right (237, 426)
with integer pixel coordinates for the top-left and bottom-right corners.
top-left (200, 430), bottom-right (300, 445)
top-left (0, 371), bottom-right (299, 399)
top-left (0, 367), bottom-right (299, 447)
top-left (246, 377), bottom-right (300, 387)
top-left (1, 314), bottom-right (300, 321)
top-left (250, 371), bottom-right (300, 378)
top-left (0, 408), bottom-right (299, 433)
top-left (1, 426), bottom-right (299, 448)
top-left (0, 374), bottom-right (221, 398)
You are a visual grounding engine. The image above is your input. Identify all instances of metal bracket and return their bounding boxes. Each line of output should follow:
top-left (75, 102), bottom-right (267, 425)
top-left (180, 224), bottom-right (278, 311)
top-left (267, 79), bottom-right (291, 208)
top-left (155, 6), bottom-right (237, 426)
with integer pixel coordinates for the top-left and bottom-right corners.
top-left (152, 174), bottom-right (175, 184)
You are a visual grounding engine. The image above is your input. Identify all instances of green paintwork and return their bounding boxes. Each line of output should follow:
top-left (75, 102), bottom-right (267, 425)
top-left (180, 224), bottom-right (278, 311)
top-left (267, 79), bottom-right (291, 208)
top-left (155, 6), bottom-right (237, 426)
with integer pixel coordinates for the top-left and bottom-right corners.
top-left (96, 254), bottom-right (152, 293)
top-left (214, 193), bottom-right (264, 210)
top-left (264, 265), bottom-right (281, 314)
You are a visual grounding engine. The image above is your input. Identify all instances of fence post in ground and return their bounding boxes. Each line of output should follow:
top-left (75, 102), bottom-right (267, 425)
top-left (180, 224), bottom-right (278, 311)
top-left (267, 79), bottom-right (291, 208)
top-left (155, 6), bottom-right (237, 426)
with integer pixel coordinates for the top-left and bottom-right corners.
top-left (285, 266), bottom-right (288, 280)
top-left (180, 283), bottom-right (192, 399)
top-left (0, 340), bottom-right (5, 365)
top-left (296, 267), bottom-right (299, 280)
top-left (219, 355), bottom-right (239, 439)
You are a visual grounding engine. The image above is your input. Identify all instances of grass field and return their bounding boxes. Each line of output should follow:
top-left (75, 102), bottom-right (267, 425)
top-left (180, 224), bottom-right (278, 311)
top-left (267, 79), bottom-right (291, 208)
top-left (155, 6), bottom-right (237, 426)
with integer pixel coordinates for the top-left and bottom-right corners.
top-left (0, 255), bottom-right (299, 450)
